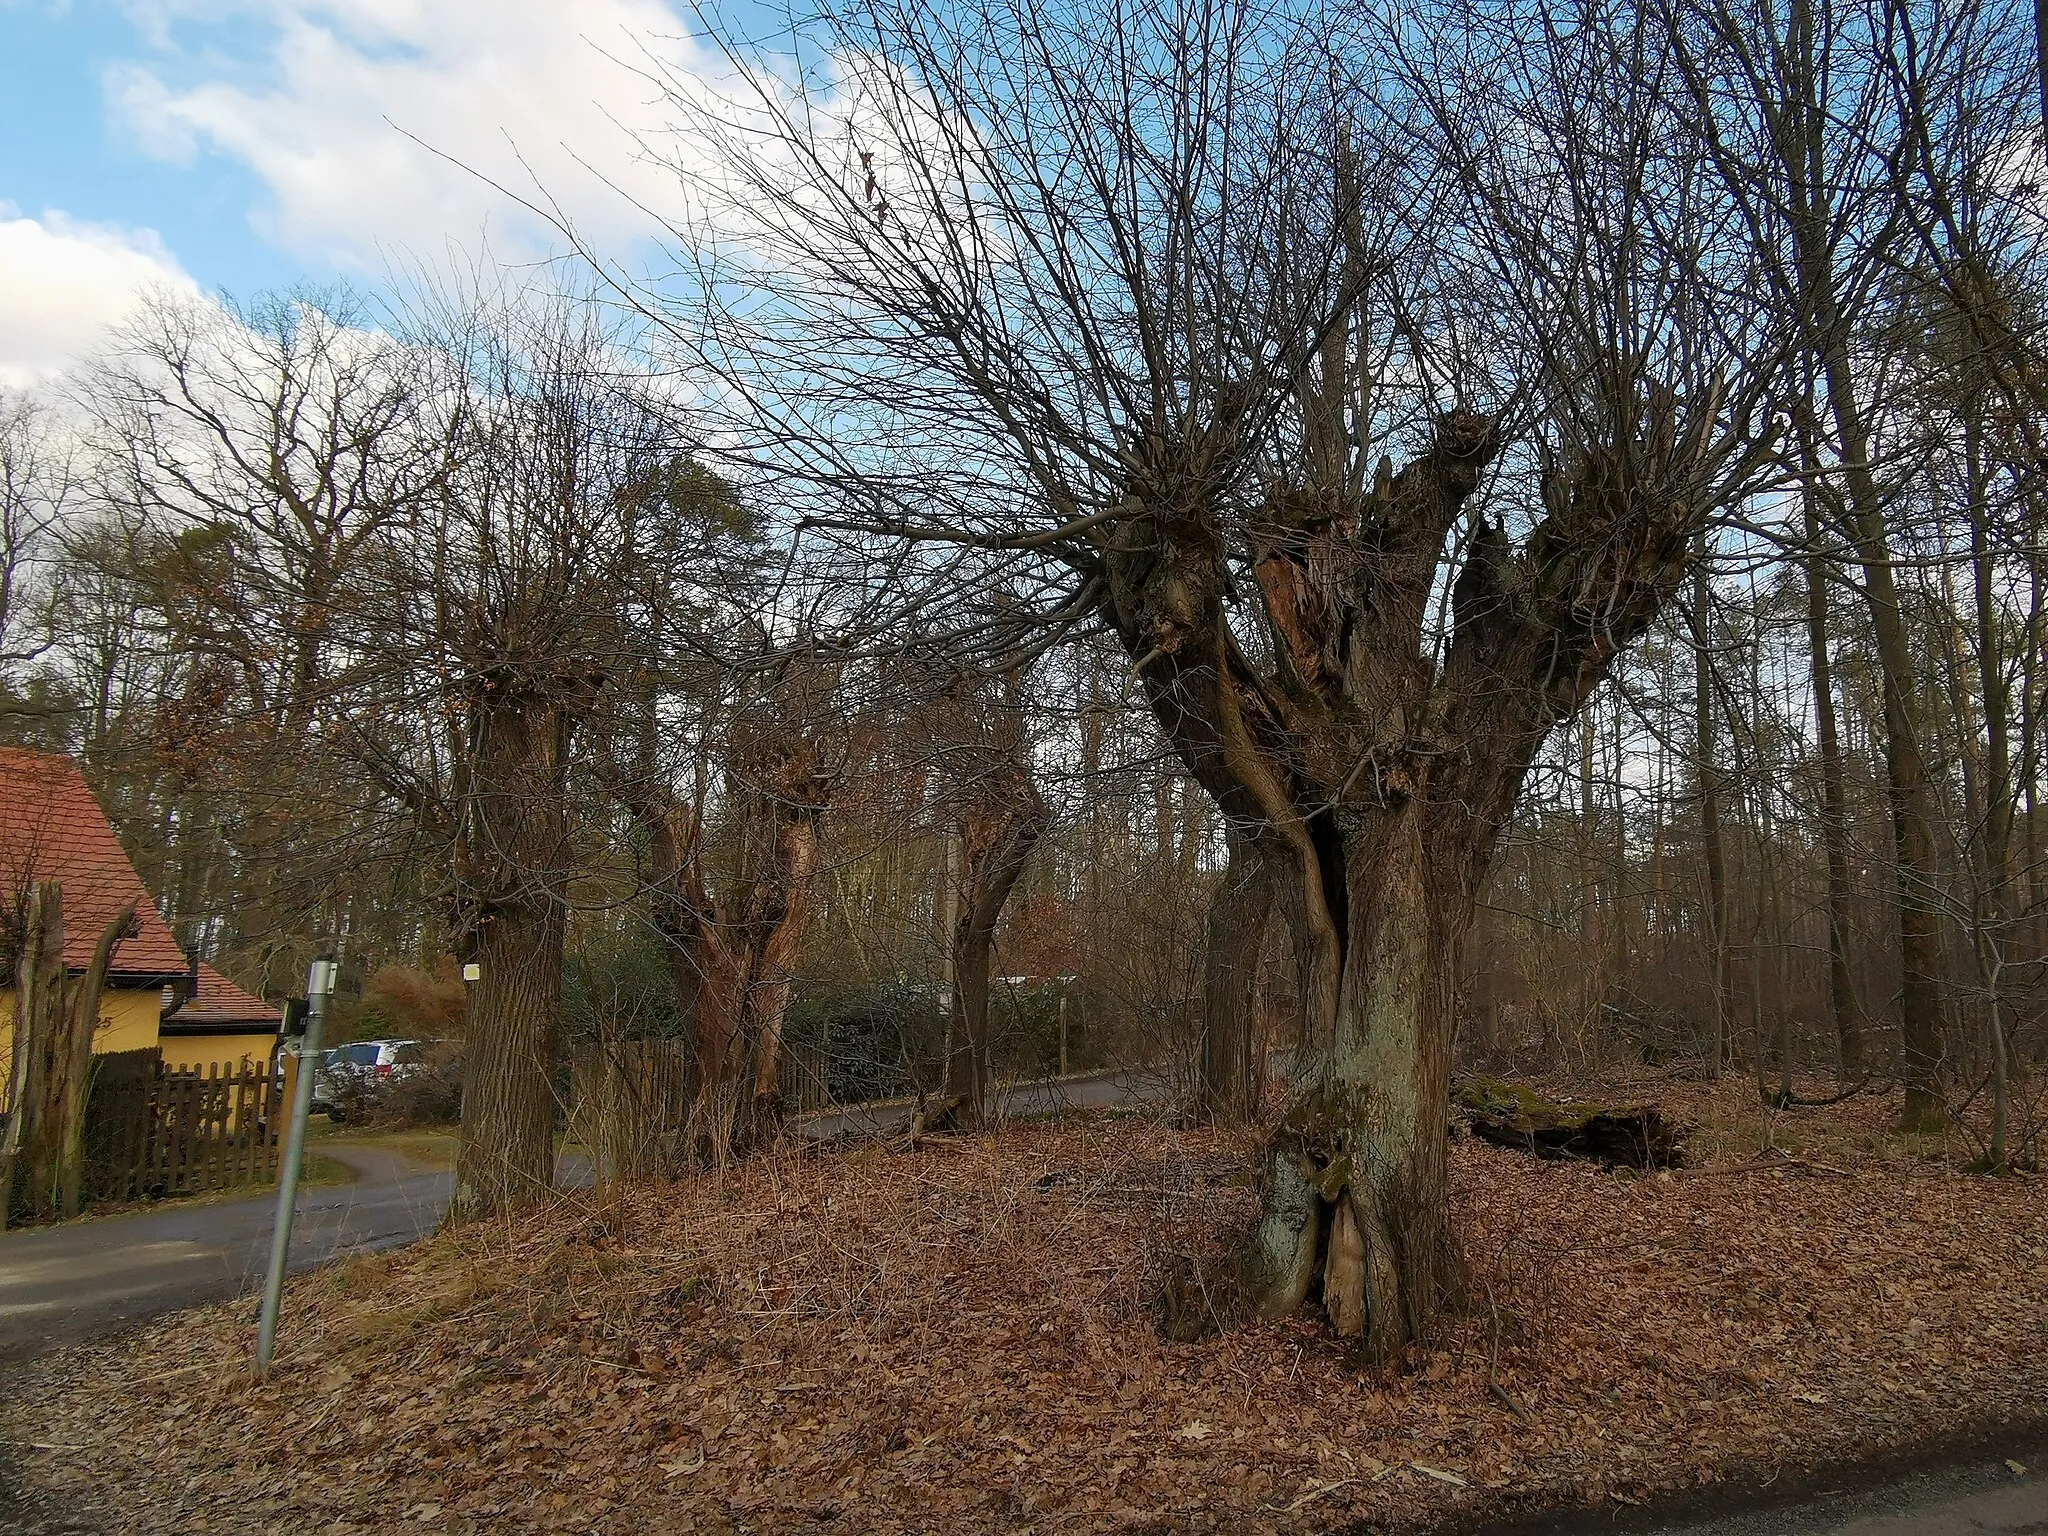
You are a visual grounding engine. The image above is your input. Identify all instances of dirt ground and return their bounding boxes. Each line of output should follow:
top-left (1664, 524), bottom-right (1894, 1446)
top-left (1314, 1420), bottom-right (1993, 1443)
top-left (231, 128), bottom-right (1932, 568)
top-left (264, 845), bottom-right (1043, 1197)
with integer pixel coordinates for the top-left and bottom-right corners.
top-left (3, 1073), bottom-right (2044, 1535)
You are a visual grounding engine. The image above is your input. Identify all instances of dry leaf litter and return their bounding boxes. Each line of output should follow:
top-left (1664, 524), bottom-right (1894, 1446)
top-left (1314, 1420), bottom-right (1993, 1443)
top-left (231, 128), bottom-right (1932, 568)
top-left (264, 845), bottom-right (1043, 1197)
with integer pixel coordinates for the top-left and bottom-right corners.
top-left (4, 1075), bottom-right (2045, 1535)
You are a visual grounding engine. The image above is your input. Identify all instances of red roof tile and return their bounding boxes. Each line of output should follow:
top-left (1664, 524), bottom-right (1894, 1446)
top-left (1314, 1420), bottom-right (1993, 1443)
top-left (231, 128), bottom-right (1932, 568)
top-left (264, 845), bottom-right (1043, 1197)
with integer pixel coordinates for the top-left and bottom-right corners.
top-left (0, 748), bottom-right (190, 981)
top-left (165, 963), bottom-right (282, 1032)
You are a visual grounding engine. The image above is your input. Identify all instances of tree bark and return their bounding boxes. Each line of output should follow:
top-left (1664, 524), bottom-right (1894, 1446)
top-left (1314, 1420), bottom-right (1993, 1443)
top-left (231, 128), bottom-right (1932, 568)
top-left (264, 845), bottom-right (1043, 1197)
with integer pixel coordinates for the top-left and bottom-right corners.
top-left (451, 684), bottom-right (579, 1222)
top-left (1801, 470), bottom-right (1863, 1078)
top-left (944, 781), bottom-right (1048, 1127)
top-left (1196, 826), bottom-right (1274, 1124)
top-left (1251, 804), bottom-right (1469, 1362)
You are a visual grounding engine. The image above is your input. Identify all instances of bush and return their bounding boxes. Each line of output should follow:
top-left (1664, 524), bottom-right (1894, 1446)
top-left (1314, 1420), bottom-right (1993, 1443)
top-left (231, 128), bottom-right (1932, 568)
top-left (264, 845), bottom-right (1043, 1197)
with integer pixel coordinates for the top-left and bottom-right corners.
top-left (786, 981), bottom-right (944, 1102)
top-left (374, 1043), bottom-right (463, 1127)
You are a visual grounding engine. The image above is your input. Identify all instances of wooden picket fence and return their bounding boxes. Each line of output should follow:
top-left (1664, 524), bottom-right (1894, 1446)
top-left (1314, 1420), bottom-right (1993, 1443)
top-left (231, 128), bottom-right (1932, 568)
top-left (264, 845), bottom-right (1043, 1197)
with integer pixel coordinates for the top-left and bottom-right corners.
top-left (82, 1049), bottom-right (284, 1204)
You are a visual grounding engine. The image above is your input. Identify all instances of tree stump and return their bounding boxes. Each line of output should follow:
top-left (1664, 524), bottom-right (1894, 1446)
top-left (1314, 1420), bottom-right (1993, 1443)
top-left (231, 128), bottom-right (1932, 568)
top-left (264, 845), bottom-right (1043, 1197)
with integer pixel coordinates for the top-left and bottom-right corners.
top-left (1454, 1078), bottom-right (1688, 1169)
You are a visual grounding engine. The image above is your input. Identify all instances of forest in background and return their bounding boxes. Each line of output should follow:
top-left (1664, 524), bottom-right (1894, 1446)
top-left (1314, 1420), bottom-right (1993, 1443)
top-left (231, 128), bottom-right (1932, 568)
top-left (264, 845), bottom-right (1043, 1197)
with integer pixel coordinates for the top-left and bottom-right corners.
top-left (0, 0), bottom-right (2041, 1355)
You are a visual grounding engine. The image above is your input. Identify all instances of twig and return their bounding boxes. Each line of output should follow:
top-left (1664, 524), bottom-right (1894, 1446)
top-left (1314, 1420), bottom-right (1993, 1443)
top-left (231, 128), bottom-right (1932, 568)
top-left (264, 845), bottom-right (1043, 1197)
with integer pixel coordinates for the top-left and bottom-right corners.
top-left (1269, 1477), bottom-right (1357, 1513)
top-left (1489, 1380), bottom-right (1533, 1423)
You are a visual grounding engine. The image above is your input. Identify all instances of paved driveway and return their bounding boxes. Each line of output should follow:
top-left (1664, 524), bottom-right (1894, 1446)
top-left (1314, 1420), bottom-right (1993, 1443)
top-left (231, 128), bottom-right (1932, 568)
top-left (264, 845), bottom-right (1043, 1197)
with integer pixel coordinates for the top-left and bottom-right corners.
top-left (0, 1145), bottom-right (453, 1365)
top-left (793, 1063), bottom-right (1178, 1140)
top-left (1451, 1437), bottom-right (2048, 1536)
top-left (0, 1068), bottom-right (1168, 1366)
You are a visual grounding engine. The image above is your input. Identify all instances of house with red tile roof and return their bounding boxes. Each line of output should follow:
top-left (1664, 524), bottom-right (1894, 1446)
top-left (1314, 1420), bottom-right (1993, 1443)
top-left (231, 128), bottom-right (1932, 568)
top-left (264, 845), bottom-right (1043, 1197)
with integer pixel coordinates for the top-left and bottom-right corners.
top-left (158, 959), bottom-right (285, 1072)
top-left (1, 748), bottom-right (281, 1076)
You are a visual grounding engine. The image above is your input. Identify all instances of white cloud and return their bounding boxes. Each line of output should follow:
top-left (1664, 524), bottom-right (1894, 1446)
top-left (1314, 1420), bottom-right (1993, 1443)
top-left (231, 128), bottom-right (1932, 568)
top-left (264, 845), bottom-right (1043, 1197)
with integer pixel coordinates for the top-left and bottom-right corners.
top-left (107, 0), bottom-right (746, 268)
top-left (0, 206), bottom-right (198, 389)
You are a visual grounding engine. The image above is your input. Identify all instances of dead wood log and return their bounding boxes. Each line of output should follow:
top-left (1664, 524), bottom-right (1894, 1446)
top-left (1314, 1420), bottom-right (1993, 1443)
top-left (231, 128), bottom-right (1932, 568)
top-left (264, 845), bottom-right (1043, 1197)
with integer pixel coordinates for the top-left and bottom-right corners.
top-left (1453, 1078), bottom-right (1689, 1170)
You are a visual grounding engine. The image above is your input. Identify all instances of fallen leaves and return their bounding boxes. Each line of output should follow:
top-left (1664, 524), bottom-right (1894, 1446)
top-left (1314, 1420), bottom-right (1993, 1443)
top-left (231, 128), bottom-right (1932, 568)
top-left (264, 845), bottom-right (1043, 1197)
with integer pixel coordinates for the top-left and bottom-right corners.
top-left (4, 1076), bottom-right (2047, 1535)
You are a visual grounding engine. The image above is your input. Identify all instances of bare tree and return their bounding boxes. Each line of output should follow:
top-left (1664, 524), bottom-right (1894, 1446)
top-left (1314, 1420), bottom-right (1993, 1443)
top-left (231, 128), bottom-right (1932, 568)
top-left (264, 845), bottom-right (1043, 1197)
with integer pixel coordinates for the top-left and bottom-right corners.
top-left (0, 396), bottom-right (70, 713)
top-left (624, 0), bottom-right (1773, 1358)
top-left (1655, 0), bottom-right (2037, 1127)
top-left (75, 290), bottom-right (460, 991)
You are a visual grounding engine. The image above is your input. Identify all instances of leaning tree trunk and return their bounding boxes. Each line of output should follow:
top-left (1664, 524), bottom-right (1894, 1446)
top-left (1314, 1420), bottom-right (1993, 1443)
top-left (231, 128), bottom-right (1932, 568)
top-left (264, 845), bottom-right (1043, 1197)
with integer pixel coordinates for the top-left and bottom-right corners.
top-left (1196, 826), bottom-right (1275, 1125)
top-left (943, 780), bottom-right (1049, 1127)
top-left (452, 687), bottom-right (578, 1222)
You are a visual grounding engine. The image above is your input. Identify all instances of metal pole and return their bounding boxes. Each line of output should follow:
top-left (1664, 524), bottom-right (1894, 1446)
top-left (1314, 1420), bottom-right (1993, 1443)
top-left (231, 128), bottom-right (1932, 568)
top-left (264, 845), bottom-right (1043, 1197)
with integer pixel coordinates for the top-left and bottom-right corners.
top-left (257, 955), bottom-right (334, 1379)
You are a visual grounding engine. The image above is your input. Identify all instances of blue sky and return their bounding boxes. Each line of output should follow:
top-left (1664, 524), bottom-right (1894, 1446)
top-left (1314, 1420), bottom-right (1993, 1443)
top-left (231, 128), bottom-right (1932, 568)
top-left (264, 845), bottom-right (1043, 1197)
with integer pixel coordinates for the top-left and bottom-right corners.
top-left (0, 0), bottom-right (779, 386)
top-left (3, 2), bottom-right (301, 298)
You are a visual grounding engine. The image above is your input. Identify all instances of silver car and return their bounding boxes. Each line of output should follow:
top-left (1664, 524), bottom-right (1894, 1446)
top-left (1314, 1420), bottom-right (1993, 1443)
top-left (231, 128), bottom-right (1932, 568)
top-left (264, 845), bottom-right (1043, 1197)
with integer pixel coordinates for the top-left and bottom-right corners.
top-left (313, 1039), bottom-right (421, 1121)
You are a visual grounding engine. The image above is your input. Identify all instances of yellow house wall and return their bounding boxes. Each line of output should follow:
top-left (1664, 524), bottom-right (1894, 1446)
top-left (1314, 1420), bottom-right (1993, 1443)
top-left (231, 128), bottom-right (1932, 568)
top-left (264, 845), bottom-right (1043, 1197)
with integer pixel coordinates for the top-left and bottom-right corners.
top-left (0, 987), bottom-right (166, 1094)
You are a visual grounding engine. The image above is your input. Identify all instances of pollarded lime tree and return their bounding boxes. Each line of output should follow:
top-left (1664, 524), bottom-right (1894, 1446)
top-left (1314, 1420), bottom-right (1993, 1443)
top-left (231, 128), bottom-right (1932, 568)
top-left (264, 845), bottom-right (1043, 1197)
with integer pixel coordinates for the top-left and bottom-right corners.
top-left (631, 0), bottom-right (1781, 1357)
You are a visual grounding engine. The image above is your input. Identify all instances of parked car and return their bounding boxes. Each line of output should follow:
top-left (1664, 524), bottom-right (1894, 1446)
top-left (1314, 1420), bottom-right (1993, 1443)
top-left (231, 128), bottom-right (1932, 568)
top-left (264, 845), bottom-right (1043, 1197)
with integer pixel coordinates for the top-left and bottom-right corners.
top-left (313, 1039), bottom-right (424, 1121)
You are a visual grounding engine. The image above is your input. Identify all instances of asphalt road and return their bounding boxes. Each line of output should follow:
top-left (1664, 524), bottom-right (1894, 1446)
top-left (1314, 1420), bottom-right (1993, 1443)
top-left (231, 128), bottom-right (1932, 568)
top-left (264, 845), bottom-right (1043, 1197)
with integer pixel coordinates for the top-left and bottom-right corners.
top-left (0, 1144), bottom-right (453, 1365)
top-left (791, 1062), bottom-right (1177, 1140)
top-left (1456, 1437), bottom-right (2048, 1536)
top-left (0, 1067), bottom-right (1168, 1367)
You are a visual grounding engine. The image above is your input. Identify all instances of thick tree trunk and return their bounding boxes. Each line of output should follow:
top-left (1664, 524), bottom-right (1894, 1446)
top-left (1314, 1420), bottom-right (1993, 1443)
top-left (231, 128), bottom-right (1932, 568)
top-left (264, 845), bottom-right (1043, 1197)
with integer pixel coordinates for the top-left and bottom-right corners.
top-left (1253, 807), bottom-right (1466, 1363)
top-left (745, 810), bottom-right (821, 1141)
top-left (944, 787), bottom-right (1048, 1127)
top-left (455, 893), bottom-right (565, 1220)
top-left (642, 798), bottom-right (707, 1031)
top-left (452, 691), bottom-right (576, 1222)
top-left (1196, 827), bottom-right (1274, 1124)
top-left (5, 887), bottom-right (132, 1223)
top-left (679, 758), bottom-right (831, 1169)
top-left (687, 933), bottom-right (751, 1169)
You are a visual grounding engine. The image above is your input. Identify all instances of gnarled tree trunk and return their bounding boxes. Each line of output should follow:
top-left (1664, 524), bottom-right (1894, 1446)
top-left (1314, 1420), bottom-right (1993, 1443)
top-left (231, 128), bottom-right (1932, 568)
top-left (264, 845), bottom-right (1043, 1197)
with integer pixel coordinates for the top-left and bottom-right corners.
top-left (4, 884), bottom-right (135, 1224)
top-left (639, 726), bottom-right (837, 1170)
top-left (1196, 826), bottom-right (1274, 1125)
top-left (942, 777), bottom-right (1049, 1128)
top-left (1094, 393), bottom-right (1724, 1362)
top-left (1253, 804), bottom-right (1470, 1357)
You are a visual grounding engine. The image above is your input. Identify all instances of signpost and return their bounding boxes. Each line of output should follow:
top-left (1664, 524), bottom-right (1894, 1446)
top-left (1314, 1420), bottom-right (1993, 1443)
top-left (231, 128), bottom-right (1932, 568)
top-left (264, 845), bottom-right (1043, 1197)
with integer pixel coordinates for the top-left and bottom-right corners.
top-left (256, 954), bottom-right (336, 1379)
